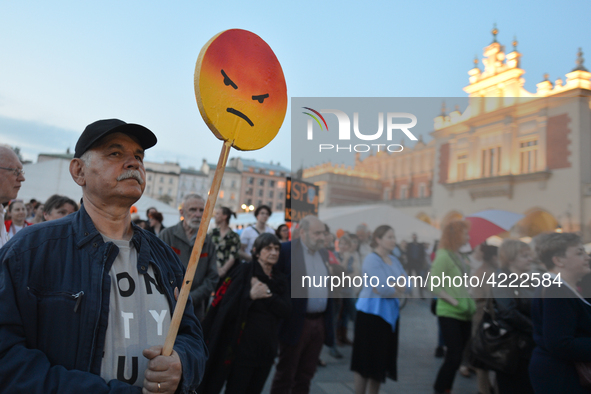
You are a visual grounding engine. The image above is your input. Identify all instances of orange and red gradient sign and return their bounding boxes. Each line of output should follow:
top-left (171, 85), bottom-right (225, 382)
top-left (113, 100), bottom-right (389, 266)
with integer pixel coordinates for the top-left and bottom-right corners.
top-left (195, 29), bottom-right (287, 151)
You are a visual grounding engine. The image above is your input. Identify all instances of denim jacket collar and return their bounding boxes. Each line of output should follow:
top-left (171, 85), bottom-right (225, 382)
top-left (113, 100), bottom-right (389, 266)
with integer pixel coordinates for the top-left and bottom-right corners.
top-left (73, 204), bottom-right (153, 268)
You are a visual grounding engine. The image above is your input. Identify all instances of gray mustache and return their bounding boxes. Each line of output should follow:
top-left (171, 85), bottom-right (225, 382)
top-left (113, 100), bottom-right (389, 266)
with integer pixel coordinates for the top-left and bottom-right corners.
top-left (117, 170), bottom-right (144, 185)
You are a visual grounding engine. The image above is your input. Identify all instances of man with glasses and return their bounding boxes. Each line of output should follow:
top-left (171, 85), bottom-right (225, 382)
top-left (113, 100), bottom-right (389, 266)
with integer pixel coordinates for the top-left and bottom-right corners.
top-left (0, 145), bottom-right (26, 248)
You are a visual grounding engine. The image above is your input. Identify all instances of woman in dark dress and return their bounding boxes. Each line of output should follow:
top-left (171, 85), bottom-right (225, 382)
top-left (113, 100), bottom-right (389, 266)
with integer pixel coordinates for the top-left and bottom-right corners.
top-left (198, 233), bottom-right (291, 394)
top-left (529, 232), bottom-right (591, 394)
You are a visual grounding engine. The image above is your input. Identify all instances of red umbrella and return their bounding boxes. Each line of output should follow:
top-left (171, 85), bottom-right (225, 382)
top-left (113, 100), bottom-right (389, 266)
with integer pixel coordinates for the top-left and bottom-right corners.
top-left (465, 210), bottom-right (524, 248)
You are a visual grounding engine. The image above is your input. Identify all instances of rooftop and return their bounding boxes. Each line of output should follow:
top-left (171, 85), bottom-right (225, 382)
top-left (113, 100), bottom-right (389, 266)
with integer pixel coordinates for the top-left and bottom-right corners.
top-left (38, 152), bottom-right (74, 160)
top-left (180, 167), bottom-right (206, 176)
top-left (239, 158), bottom-right (290, 173)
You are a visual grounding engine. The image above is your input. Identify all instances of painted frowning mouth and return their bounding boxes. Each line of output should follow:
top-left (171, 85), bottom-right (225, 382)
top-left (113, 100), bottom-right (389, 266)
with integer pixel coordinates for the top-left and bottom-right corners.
top-left (227, 108), bottom-right (254, 127)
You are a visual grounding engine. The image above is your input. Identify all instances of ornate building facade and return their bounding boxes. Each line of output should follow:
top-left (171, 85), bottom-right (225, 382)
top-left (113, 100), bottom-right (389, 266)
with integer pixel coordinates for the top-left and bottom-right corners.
top-left (303, 29), bottom-right (591, 240)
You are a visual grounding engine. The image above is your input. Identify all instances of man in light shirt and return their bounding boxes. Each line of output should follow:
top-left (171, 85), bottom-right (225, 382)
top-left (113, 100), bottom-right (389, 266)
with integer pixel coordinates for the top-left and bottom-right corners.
top-left (0, 145), bottom-right (26, 248)
top-left (271, 215), bottom-right (335, 394)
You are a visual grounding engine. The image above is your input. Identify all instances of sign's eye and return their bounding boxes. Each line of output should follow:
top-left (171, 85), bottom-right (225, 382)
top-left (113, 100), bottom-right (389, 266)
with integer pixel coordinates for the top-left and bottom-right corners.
top-left (252, 94), bottom-right (269, 103)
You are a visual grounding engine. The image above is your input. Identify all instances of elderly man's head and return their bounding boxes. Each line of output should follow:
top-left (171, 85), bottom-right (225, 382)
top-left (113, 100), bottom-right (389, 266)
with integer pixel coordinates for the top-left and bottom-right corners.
top-left (69, 119), bottom-right (157, 207)
top-left (300, 215), bottom-right (326, 252)
top-left (0, 145), bottom-right (25, 204)
top-left (181, 193), bottom-right (205, 230)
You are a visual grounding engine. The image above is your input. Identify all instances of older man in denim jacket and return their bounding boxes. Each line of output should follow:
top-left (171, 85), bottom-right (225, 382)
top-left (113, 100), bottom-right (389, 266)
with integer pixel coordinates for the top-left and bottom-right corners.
top-left (0, 119), bottom-right (207, 393)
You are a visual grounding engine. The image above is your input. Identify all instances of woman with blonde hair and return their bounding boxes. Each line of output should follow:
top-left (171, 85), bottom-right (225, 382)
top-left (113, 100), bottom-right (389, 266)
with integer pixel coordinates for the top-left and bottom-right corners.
top-left (430, 220), bottom-right (476, 394)
top-left (470, 243), bottom-right (498, 392)
top-left (490, 239), bottom-right (535, 393)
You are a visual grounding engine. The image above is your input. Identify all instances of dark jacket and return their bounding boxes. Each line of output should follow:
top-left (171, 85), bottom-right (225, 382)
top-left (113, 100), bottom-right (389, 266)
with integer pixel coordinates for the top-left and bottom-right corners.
top-left (530, 284), bottom-right (591, 393)
top-left (159, 221), bottom-right (219, 319)
top-left (276, 240), bottom-right (335, 347)
top-left (0, 206), bottom-right (207, 393)
top-left (198, 261), bottom-right (291, 393)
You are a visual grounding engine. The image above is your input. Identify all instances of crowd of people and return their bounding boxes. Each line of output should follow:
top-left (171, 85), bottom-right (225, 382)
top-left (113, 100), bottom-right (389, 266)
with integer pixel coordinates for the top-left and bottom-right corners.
top-left (2, 122), bottom-right (591, 394)
top-left (2, 194), bottom-right (80, 240)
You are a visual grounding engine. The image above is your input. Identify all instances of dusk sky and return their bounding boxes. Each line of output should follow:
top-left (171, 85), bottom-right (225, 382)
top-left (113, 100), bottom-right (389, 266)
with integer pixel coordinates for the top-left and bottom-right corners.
top-left (1, 1), bottom-right (589, 169)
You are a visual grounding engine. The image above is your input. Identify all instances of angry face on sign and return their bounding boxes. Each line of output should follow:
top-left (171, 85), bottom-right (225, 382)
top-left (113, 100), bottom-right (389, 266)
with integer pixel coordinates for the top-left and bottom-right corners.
top-left (195, 29), bottom-right (287, 151)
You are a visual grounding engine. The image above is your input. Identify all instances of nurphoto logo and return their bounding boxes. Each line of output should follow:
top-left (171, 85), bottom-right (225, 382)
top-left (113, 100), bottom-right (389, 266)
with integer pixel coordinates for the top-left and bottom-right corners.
top-left (302, 107), bottom-right (418, 153)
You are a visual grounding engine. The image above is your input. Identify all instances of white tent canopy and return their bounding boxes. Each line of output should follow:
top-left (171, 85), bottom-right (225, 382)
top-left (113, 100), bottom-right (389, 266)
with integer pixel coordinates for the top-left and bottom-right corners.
top-left (20, 159), bottom-right (180, 227)
top-left (319, 204), bottom-right (441, 245)
top-left (131, 196), bottom-right (180, 227)
top-left (230, 212), bottom-right (286, 230)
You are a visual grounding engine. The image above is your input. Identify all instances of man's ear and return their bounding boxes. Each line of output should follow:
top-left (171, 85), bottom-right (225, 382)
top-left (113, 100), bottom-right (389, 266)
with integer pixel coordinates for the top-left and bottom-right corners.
top-left (551, 254), bottom-right (563, 268)
top-left (70, 159), bottom-right (86, 187)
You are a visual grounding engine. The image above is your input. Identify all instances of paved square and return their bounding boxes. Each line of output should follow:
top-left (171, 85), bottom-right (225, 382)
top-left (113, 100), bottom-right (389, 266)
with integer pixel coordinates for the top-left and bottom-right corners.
top-left (262, 299), bottom-right (478, 393)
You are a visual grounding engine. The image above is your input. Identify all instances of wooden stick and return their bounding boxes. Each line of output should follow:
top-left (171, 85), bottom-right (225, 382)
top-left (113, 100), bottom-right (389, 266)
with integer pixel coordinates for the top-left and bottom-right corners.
top-left (162, 140), bottom-right (232, 356)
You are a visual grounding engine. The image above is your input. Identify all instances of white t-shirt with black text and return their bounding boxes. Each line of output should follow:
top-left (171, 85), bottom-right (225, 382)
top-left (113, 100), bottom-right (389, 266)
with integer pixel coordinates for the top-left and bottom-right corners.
top-left (100, 235), bottom-right (171, 387)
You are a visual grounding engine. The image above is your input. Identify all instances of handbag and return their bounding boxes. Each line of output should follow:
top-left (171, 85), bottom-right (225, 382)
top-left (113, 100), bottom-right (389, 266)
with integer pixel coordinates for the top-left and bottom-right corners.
top-left (469, 297), bottom-right (522, 374)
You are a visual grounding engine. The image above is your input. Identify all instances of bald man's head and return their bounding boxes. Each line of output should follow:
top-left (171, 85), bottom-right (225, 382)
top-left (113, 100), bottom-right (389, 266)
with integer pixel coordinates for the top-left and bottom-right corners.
top-left (0, 146), bottom-right (25, 204)
top-left (300, 215), bottom-right (326, 252)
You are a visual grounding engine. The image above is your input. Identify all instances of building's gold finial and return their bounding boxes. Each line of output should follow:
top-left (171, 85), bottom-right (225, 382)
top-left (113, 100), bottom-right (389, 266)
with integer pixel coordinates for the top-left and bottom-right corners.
top-left (573, 47), bottom-right (588, 72)
top-left (473, 55), bottom-right (479, 68)
top-left (512, 36), bottom-right (518, 51)
top-left (441, 100), bottom-right (447, 116)
top-left (543, 73), bottom-right (549, 81)
top-left (492, 23), bottom-right (498, 43)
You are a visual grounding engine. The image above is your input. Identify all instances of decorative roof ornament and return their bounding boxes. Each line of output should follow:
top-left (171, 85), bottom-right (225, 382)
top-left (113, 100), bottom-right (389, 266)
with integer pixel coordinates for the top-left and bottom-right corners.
top-left (491, 23), bottom-right (499, 44)
top-left (473, 55), bottom-right (479, 69)
top-left (572, 48), bottom-right (588, 72)
top-left (440, 100), bottom-right (447, 116)
top-left (512, 36), bottom-right (518, 51)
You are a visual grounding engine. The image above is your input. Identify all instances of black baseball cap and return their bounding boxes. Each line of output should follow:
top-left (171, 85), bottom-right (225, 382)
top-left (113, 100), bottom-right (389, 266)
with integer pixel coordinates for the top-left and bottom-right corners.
top-left (74, 119), bottom-right (158, 158)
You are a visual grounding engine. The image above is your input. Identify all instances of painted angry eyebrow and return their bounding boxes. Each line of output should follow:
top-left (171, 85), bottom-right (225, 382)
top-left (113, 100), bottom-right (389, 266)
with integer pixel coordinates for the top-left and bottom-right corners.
top-left (252, 94), bottom-right (269, 103)
top-left (221, 69), bottom-right (238, 89)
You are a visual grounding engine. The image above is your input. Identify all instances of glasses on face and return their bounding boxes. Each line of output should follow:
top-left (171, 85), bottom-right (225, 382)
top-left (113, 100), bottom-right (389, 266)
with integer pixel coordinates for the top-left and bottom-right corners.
top-left (0, 166), bottom-right (25, 177)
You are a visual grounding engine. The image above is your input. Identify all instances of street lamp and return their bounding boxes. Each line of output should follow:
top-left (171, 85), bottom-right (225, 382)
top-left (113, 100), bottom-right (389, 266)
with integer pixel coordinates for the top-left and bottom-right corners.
top-left (241, 204), bottom-right (255, 212)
